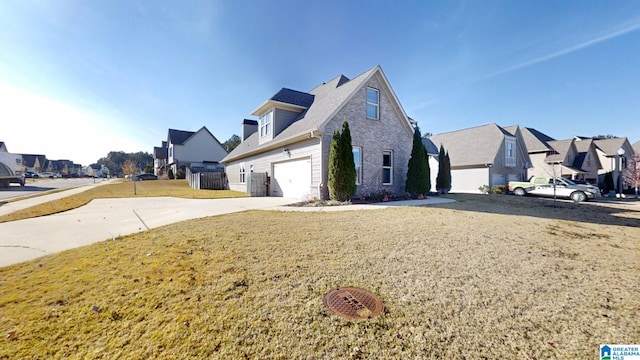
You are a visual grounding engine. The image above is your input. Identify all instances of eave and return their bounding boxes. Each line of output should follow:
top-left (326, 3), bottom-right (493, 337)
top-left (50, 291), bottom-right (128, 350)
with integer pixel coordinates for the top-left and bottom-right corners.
top-left (251, 100), bottom-right (307, 116)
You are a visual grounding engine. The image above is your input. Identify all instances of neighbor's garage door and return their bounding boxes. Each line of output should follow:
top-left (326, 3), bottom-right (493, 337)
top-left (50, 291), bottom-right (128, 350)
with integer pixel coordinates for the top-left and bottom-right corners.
top-left (451, 168), bottom-right (489, 193)
top-left (273, 159), bottom-right (311, 199)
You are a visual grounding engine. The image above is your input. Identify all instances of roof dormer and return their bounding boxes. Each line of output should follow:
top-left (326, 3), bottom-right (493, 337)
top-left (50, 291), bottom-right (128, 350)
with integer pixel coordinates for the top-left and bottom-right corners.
top-left (251, 88), bottom-right (315, 145)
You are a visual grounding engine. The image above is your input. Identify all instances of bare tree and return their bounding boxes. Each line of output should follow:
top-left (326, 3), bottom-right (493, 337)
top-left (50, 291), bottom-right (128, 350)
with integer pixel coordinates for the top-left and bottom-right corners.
top-left (123, 159), bottom-right (140, 176)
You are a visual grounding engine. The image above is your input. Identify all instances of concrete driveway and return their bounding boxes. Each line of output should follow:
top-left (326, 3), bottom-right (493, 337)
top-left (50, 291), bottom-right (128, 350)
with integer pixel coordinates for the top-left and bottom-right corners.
top-left (0, 194), bottom-right (454, 267)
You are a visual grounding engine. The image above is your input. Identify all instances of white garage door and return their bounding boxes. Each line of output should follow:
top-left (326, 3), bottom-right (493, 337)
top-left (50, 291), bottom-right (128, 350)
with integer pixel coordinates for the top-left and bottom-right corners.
top-left (273, 159), bottom-right (311, 199)
top-left (451, 168), bottom-right (489, 193)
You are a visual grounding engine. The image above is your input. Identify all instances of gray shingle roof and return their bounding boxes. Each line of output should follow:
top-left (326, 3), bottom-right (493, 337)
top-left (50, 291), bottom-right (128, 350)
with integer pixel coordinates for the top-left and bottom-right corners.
top-left (223, 66), bottom-right (391, 162)
top-left (168, 129), bottom-right (195, 145)
top-left (545, 139), bottom-right (574, 164)
top-left (428, 123), bottom-right (510, 167)
top-left (422, 138), bottom-right (439, 156)
top-left (633, 140), bottom-right (640, 154)
top-left (594, 137), bottom-right (628, 156)
top-left (521, 127), bottom-right (555, 153)
top-left (270, 88), bottom-right (315, 108)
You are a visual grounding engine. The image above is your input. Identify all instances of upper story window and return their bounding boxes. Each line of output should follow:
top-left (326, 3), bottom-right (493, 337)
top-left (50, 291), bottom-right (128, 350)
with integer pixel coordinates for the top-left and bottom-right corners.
top-left (366, 88), bottom-right (379, 120)
top-left (260, 111), bottom-right (273, 137)
top-left (505, 138), bottom-right (516, 167)
top-left (382, 150), bottom-right (393, 185)
top-left (353, 146), bottom-right (362, 185)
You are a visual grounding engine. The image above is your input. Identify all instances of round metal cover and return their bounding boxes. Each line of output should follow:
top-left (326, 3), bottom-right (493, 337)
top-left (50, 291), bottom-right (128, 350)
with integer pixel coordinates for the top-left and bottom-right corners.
top-left (323, 287), bottom-right (384, 320)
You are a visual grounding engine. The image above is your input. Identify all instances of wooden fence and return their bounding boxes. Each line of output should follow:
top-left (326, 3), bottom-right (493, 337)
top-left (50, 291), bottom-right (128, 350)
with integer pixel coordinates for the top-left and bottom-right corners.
top-left (186, 168), bottom-right (227, 190)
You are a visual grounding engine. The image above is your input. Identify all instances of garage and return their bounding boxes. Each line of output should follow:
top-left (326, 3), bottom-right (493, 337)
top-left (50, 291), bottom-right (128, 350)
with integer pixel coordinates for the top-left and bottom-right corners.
top-left (450, 167), bottom-right (489, 193)
top-left (273, 158), bottom-right (311, 199)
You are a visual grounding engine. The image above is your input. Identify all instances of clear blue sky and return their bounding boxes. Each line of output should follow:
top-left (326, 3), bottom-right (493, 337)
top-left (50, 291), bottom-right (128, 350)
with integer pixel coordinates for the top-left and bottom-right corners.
top-left (1, 0), bottom-right (639, 165)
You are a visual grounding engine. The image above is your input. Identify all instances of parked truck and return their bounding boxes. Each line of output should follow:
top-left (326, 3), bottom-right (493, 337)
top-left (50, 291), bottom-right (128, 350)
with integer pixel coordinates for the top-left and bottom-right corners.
top-left (0, 152), bottom-right (25, 188)
top-left (508, 176), bottom-right (601, 202)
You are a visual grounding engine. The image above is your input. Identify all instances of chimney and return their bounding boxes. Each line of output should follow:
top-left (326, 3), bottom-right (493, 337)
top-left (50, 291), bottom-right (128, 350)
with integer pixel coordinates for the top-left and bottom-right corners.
top-left (242, 119), bottom-right (258, 141)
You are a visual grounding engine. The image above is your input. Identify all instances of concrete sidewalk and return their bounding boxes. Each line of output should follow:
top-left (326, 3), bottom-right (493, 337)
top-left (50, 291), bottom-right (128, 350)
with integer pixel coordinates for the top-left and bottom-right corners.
top-left (0, 193), bottom-right (454, 267)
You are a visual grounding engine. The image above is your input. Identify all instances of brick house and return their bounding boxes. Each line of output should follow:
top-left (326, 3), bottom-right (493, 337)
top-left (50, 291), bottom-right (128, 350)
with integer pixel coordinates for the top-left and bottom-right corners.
top-left (222, 65), bottom-right (415, 200)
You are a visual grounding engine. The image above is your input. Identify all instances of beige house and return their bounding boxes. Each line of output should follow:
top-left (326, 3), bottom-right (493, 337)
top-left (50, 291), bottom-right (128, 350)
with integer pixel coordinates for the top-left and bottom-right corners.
top-left (426, 123), bottom-right (530, 193)
top-left (591, 137), bottom-right (636, 189)
top-left (222, 65), bottom-right (415, 200)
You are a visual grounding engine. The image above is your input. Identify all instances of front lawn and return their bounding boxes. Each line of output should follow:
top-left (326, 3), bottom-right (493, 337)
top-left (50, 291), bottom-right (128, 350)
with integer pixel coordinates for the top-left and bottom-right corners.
top-left (1, 195), bottom-right (638, 358)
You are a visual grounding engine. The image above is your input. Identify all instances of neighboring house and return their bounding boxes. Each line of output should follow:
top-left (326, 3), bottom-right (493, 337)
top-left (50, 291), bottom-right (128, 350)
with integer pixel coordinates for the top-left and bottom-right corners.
top-left (592, 137), bottom-right (636, 189)
top-left (153, 141), bottom-right (168, 176)
top-left (222, 65), bottom-right (415, 200)
top-left (0, 142), bottom-right (8, 152)
top-left (159, 126), bottom-right (227, 176)
top-left (633, 140), bottom-right (640, 154)
top-left (521, 128), bottom-right (603, 183)
top-left (521, 127), bottom-right (556, 179)
top-left (421, 123), bottom-right (530, 194)
top-left (21, 154), bottom-right (47, 173)
top-left (571, 138), bottom-right (601, 183)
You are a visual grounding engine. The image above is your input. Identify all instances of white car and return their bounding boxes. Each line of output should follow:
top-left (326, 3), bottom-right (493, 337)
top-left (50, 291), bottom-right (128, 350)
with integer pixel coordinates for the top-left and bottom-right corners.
top-left (38, 172), bottom-right (61, 179)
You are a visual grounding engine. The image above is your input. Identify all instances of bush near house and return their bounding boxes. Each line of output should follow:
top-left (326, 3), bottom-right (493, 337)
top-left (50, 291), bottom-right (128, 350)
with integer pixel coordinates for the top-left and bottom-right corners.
top-left (405, 126), bottom-right (430, 196)
top-left (328, 121), bottom-right (356, 201)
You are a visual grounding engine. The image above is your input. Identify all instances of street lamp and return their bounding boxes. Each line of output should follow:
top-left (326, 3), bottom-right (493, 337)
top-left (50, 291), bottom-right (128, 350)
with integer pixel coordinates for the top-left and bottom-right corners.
top-left (617, 148), bottom-right (625, 198)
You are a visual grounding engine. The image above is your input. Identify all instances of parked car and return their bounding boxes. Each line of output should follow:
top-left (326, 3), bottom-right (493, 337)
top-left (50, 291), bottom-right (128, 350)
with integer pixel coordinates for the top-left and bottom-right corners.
top-left (23, 171), bottom-right (39, 178)
top-left (133, 173), bottom-right (158, 181)
top-left (508, 176), bottom-right (601, 202)
top-left (38, 172), bottom-right (60, 179)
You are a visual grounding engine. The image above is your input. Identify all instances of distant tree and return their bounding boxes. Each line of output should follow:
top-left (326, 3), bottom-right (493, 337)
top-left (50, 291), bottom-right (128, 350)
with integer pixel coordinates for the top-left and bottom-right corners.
top-left (222, 134), bottom-right (241, 152)
top-left (328, 120), bottom-right (356, 201)
top-left (436, 145), bottom-right (451, 194)
top-left (96, 151), bottom-right (153, 178)
top-left (593, 134), bottom-right (618, 139)
top-left (144, 163), bottom-right (154, 174)
top-left (123, 159), bottom-right (139, 176)
top-left (622, 154), bottom-right (640, 197)
top-left (405, 127), bottom-right (430, 196)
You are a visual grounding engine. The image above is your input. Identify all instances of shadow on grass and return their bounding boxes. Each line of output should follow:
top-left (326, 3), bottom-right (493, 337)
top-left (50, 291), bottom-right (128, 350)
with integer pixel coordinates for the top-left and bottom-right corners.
top-left (431, 193), bottom-right (640, 228)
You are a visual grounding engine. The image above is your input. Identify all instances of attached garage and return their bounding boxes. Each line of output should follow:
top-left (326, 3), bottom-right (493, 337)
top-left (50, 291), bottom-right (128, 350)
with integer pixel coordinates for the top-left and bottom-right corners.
top-left (272, 158), bottom-right (311, 199)
top-left (450, 167), bottom-right (489, 194)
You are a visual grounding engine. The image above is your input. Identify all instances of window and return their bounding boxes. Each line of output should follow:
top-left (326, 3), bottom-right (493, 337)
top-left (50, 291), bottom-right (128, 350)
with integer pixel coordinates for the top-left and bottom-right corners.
top-left (260, 111), bottom-right (273, 137)
top-left (505, 138), bottom-right (516, 167)
top-left (382, 150), bottom-right (393, 185)
top-left (239, 162), bottom-right (246, 183)
top-left (366, 88), bottom-right (379, 120)
top-left (353, 147), bottom-right (362, 185)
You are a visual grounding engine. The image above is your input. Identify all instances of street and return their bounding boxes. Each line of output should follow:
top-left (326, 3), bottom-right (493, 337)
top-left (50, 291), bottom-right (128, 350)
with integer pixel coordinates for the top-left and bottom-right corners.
top-left (0, 177), bottom-right (104, 201)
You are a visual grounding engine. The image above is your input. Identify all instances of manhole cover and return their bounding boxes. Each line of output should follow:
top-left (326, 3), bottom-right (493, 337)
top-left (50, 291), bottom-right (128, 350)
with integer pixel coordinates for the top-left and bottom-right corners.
top-left (323, 287), bottom-right (384, 320)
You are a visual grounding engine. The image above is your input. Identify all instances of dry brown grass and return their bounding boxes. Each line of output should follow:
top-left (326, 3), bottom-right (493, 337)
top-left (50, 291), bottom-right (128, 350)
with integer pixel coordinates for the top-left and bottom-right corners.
top-left (0, 180), bottom-right (246, 223)
top-left (1, 194), bottom-right (639, 358)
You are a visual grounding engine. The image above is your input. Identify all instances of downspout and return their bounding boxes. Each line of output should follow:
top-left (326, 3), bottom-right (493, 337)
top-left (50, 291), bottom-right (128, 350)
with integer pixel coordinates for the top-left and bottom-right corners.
top-left (310, 130), bottom-right (324, 200)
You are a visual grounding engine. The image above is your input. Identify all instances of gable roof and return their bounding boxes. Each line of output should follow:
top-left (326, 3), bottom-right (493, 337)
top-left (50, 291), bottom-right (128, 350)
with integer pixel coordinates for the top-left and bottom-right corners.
top-left (21, 154), bottom-right (46, 167)
top-left (521, 127), bottom-right (555, 153)
top-left (168, 129), bottom-right (195, 145)
top-left (594, 137), bottom-right (629, 156)
top-left (545, 139), bottom-right (574, 164)
top-left (429, 123), bottom-right (512, 167)
top-left (223, 65), bottom-right (413, 162)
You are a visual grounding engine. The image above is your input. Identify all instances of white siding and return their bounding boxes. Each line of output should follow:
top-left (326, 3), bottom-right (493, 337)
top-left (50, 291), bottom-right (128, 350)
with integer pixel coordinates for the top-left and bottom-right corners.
top-left (175, 130), bottom-right (227, 163)
top-left (450, 168), bottom-right (490, 194)
top-left (226, 138), bottom-right (322, 197)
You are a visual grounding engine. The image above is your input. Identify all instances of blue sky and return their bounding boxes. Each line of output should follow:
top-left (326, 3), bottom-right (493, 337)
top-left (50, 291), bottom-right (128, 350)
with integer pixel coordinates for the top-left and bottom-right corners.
top-left (1, 0), bottom-right (639, 165)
